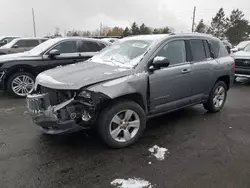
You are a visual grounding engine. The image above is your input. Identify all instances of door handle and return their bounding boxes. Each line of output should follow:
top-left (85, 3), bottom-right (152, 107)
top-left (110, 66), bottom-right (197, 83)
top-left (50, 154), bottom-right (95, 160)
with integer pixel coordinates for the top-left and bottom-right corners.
top-left (181, 68), bottom-right (190, 73)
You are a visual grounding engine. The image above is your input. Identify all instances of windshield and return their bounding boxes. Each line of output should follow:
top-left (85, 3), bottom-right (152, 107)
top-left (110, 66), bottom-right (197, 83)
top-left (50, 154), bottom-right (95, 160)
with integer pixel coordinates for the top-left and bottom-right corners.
top-left (28, 38), bottom-right (62, 56)
top-left (90, 39), bottom-right (153, 68)
top-left (244, 44), bottom-right (250, 52)
top-left (236, 41), bottom-right (250, 50)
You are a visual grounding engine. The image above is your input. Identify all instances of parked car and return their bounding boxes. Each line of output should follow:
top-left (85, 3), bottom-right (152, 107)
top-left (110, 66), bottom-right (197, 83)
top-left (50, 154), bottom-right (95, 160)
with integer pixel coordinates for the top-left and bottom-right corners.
top-left (101, 38), bottom-right (119, 43)
top-left (26, 33), bottom-right (234, 148)
top-left (231, 40), bottom-right (250, 53)
top-left (0, 37), bottom-right (110, 97)
top-left (0, 37), bottom-right (48, 55)
top-left (234, 44), bottom-right (250, 79)
top-left (0, 36), bottom-right (20, 47)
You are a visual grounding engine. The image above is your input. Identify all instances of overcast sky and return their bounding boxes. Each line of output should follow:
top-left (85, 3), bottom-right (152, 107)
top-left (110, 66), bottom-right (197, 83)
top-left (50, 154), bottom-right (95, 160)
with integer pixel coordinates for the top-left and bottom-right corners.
top-left (0, 0), bottom-right (249, 37)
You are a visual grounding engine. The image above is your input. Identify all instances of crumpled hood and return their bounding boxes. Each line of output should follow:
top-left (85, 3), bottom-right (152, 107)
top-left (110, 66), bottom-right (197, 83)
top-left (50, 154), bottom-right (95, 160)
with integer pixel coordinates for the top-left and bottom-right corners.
top-left (0, 52), bottom-right (32, 62)
top-left (233, 51), bottom-right (250, 59)
top-left (36, 61), bottom-right (133, 90)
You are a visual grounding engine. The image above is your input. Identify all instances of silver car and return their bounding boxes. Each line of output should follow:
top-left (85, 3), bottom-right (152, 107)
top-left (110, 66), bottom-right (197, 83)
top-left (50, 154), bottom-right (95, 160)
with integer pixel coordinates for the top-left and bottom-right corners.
top-left (27, 33), bottom-right (235, 148)
top-left (0, 37), bottom-right (47, 55)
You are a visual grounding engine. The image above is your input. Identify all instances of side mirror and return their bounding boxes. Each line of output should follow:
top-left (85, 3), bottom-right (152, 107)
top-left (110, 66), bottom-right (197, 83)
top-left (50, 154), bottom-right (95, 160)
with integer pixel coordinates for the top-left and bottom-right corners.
top-left (12, 44), bottom-right (18, 48)
top-left (150, 56), bottom-right (170, 70)
top-left (48, 49), bottom-right (60, 57)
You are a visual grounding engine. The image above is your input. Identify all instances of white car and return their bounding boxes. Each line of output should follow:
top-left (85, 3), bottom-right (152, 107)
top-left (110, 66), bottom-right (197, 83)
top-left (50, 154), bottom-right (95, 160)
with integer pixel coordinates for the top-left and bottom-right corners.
top-left (101, 38), bottom-right (119, 43)
top-left (231, 40), bottom-right (250, 53)
top-left (234, 44), bottom-right (250, 79)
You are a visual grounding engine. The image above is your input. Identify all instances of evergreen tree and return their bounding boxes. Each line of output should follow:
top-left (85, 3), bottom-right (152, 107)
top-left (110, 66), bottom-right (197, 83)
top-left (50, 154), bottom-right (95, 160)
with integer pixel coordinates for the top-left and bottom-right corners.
top-left (139, 23), bottom-right (152, 34)
top-left (207, 8), bottom-right (227, 38)
top-left (131, 22), bottom-right (140, 35)
top-left (123, 27), bottom-right (131, 37)
top-left (226, 9), bottom-right (250, 44)
top-left (195, 19), bottom-right (206, 33)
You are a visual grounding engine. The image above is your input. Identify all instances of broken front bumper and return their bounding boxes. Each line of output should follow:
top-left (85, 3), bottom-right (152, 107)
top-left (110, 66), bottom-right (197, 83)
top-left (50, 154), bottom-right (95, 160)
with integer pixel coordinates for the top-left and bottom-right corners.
top-left (26, 93), bottom-right (84, 134)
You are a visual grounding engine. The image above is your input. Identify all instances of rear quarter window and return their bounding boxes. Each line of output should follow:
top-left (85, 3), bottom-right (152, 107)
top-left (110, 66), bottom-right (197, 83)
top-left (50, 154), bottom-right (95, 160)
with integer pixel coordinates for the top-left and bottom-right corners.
top-left (210, 39), bottom-right (229, 58)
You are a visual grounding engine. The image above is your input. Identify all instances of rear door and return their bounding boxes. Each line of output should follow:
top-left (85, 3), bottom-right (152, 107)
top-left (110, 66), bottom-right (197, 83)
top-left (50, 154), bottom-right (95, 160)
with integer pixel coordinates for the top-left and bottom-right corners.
top-left (189, 39), bottom-right (216, 103)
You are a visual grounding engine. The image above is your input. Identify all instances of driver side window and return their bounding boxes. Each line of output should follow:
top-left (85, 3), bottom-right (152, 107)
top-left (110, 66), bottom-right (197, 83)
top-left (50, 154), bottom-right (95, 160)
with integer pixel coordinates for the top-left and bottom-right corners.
top-left (156, 40), bottom-right (186, 66)
top-left (52, 41), bottom-right (77, 54)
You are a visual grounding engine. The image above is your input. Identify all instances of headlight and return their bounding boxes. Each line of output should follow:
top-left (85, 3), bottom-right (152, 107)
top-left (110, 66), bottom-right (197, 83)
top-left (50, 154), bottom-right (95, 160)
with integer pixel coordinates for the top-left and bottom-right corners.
top-left (78, 90), bottom-right (91, 98)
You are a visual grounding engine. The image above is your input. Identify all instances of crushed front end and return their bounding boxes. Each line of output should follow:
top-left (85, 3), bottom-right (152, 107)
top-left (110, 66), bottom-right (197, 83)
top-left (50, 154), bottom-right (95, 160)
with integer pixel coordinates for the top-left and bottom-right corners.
top-left (26, 85), bottom-right (109, 134)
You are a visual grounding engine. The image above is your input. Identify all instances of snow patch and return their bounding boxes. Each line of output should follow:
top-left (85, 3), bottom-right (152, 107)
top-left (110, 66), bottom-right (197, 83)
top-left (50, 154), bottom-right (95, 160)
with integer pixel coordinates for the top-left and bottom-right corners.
top-left (149, 145), bottom-right (168, 161)
top-left (111, 178), bottom-right (153, 188)
top-left (154, 56), bottom-right (166, 62)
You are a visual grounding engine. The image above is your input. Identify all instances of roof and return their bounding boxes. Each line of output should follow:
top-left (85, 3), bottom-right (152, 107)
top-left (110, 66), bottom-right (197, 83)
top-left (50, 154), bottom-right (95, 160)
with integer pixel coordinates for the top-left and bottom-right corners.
top-left (46, 37), bottom-right (108, 43)
top-left (122, 34), bottom-right (170, 41)
top-left (13, 37), bottom-right (47, 40)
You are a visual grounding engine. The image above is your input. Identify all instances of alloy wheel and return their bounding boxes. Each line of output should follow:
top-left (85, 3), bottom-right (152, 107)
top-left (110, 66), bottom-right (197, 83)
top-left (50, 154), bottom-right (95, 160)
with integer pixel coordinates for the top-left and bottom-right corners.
top-left (213, 86), bottom-right (225, 108)
top-left (11, 75), bottom-right (34, 97)
top-left (109, 109), bottom-right (140, 142)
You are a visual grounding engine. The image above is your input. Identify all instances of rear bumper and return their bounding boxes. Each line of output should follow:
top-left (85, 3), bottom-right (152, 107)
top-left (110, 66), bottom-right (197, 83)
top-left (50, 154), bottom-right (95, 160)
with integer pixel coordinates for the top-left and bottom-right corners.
top-left (27, 94), bottom-right (85, 135)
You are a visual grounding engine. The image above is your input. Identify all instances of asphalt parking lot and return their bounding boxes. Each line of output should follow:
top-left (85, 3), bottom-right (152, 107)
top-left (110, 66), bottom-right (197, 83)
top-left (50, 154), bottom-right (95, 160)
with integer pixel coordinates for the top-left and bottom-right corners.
top-left (1, 80), bottom-right (250, 188)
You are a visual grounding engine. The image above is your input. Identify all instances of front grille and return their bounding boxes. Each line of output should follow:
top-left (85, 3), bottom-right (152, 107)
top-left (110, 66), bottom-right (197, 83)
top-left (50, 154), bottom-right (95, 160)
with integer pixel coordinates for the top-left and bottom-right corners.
top-left (27, 94), bottom-right (47, 113)
top-left (37, 85), bottom-right (75, 106)
top-left (235, 59), bottom-right (250, 68)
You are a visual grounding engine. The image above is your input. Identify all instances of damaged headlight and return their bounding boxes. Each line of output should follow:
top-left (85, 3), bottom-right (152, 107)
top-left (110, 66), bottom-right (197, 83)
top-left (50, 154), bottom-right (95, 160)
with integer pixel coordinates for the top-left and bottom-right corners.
top-left (78, 90), bottom-right (91, 98)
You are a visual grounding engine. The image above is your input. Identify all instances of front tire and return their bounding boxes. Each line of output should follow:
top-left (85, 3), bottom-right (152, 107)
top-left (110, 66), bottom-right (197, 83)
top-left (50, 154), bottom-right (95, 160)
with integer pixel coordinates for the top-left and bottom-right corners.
top-left (97, 100), bottom-right (146, 148)
top-left (203, 81), bottom-right (227, 113)
top-left (7, 72), bottom-right (35, 98)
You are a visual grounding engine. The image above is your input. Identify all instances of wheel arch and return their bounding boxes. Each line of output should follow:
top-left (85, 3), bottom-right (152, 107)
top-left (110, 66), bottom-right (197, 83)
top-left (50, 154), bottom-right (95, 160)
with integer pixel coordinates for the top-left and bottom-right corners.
top-left (216, 75), bottom-right (230, 90)
top-left (4, 65), bottom-right (36, 90)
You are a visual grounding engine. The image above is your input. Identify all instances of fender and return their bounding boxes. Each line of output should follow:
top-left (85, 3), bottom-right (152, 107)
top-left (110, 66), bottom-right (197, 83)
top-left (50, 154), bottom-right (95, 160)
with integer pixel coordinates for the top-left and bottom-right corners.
top-left (87, 72), bottom-right (149, 113)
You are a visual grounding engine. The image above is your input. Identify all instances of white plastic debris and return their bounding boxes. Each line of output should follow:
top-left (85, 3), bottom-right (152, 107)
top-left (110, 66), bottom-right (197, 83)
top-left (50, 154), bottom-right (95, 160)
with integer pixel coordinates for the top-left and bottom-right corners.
top-left (148, 162), bottom-right (152, 165)
top-left (149, 145), bottom-right (168, 161)
top-left (229, 127), bottom-right (232, 129)
top-left (111, 178), bottom-right (153, 188)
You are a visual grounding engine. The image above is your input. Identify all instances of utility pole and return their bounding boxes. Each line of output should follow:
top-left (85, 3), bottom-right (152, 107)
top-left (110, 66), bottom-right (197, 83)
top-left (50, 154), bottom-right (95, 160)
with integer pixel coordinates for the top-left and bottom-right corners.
top-left (191, 6), bottom-right (196, 32)
top-left (100, 23), bottom-right (103, 37)
top-left (32, 8), bottom-right (37, 37)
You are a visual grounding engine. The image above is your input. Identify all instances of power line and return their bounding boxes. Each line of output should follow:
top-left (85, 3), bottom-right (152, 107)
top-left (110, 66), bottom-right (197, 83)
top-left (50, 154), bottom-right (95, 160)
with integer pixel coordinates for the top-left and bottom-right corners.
top-left (32, 8), bottom-right (37, 37)
top-left (191, 6), bottom-right (196, 32)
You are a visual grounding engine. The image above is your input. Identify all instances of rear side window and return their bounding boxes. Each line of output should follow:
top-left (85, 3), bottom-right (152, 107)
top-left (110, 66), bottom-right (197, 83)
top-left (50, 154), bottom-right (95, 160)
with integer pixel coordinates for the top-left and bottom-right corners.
top-left (78, 40), bottom-right (101, 52)
top-left (190, 39), bottom-right (206, 62)
top-left (15, 40), bottom-right (39, 47)
top-left (25, 40), bottom-right (40, 47)
top-left (210, 40), bottom-right (229, 58)
top-left (53, 41), bottom-right (77, 53)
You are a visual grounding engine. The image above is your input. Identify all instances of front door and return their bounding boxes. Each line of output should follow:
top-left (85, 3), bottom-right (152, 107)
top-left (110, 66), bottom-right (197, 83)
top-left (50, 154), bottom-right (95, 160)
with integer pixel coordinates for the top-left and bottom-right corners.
top-left (39, 40), bottom-right (86, 73)
top-left (149, 40), bottom-right (193, 114)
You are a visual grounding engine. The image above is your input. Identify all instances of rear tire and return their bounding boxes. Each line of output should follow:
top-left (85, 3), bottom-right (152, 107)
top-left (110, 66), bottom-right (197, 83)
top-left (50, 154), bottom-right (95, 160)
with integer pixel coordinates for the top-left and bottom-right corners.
top-left (7, 72), bottom-right (35, 98)
top-left (97, 100), bottom-right (146, 148)
top-left (203, 81), bottom-right (227, 113)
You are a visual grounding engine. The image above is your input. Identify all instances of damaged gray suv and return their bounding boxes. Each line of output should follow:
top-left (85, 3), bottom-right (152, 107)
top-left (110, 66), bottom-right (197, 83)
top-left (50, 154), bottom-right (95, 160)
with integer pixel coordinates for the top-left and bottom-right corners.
top-left (27, 33), bottom-right (235, 148)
